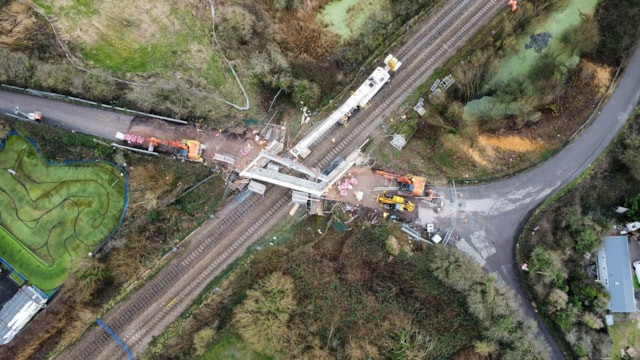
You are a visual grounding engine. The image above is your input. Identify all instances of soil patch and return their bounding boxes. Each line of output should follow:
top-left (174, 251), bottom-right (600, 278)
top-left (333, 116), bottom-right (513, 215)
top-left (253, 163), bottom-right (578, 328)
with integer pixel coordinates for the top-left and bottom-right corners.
top-left (460, 59), bottom-right (611, 173)
top-left (477, 134), bottom-right (545, 152)
top-left (126, 117), bottom-right (263, 172)
top-left (581, 59), bottom-right (614, 96)
top-left (446, 138), bottom-right (490, 168)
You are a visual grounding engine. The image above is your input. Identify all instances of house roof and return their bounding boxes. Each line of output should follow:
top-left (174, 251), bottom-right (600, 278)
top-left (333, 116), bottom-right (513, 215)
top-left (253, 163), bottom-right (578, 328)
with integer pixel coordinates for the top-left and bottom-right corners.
top-left (597, 236), bottom-right (636, 313)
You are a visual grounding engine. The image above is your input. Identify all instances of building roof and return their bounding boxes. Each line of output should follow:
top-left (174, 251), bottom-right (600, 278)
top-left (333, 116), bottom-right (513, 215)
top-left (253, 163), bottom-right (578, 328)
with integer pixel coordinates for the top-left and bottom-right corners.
top-left (0, 270), bottom-right (19, 307)
top-left (597, 236), bottom-right (636, 313)
top-left (0, 285), bottom-right (47, 345)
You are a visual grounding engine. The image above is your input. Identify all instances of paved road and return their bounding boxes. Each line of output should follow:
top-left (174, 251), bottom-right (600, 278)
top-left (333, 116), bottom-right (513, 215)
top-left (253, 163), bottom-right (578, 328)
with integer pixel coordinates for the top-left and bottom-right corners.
top-left (2, 17), bottom-right (639, 360)
top-left (0, 89), bottom-right (133, 139)
top-left (448, 44), bottom-right (640, 358)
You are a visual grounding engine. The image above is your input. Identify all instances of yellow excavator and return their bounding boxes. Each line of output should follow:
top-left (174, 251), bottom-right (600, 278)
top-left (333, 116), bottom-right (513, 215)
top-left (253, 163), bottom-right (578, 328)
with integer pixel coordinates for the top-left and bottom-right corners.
top-left (376, 192), bottom-right (415, 212)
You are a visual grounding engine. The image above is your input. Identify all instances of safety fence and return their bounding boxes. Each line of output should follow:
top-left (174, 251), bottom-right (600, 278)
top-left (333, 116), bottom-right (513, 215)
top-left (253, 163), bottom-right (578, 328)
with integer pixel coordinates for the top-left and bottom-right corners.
top-left (95, 318), bottom-right (134, 360)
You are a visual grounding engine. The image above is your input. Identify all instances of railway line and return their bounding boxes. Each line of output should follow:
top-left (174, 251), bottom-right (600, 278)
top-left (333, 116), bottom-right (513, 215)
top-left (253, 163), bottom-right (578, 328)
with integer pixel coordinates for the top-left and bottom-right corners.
top-left (59, 1), bottom-right (510, 358)
top-left (306, 0), bottom-right (501, 169)
top-left (62, 186), bottom-right (291, 359)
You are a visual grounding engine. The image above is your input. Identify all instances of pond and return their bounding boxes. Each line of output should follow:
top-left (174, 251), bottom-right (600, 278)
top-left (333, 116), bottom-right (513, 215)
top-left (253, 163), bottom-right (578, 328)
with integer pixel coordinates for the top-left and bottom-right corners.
top-left (464, 0), bottom-right (600, 121)
top-left (318, 0), bottom-right (386, 40)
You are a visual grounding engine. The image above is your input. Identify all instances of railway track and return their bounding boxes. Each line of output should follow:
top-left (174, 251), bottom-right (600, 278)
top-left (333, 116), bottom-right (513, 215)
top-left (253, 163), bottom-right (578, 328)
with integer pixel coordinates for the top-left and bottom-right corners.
top-left (306, 0), bottom-right (502, 169)
top-left (59, 1), bottom-right (507, 358)
top-left (62, 186), bottom-right (290, 359)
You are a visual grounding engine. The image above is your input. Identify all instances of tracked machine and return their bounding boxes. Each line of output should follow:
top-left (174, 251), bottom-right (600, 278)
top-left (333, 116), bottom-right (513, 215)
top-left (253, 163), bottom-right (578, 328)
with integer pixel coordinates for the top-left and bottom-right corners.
top-left (115, 132), bottom-right (206, 163)
top-left (376, 192), bottom-right (415, 212)
top-left (374, 170), bottom-right (427, 196)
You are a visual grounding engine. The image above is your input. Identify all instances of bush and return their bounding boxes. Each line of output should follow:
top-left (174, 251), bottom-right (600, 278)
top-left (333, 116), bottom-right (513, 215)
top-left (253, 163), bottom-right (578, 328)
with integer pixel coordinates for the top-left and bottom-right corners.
top-left (580, 312), bottom-right (604, 330)
top-left (625, 192), bottom-right (640, 220)
top-left (546, 288), bottom-right (568, 314)
top-left (593, 0), bottom-right (640, 65)
top-left (574, 228), bottom-right (599, 255)
top-left (231, 271), bottom-right (296, 354)
top-left (192, 327), bottom-right (217, 357)
top-left (553, 307), bottom-right (576, 332)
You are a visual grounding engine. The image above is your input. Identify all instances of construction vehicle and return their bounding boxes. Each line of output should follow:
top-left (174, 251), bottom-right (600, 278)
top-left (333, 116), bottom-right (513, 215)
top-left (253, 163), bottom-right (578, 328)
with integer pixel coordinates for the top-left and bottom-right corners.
top-left (377, 192), bottom-right (415, 212)
top-left (374, 170), bottom-right (426, 196)
top-left (115, 132), bottom-right (206, 163)
top-left (148, 137), bottom-right (206, 163)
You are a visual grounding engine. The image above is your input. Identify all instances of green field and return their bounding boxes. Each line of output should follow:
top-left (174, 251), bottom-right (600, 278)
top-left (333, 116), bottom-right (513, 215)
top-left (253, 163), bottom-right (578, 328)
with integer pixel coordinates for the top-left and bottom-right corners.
top-left (0, 134), bottom-right (126, 291)
top-left (33, 0), bottom-right (227, 86)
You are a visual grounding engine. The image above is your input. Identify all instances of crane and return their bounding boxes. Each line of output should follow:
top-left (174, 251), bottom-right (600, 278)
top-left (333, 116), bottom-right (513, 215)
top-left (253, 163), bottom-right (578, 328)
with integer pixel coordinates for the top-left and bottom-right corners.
top-left (147, 137), bottom-right (206, 163)
top-left (374, 170), bottom-right (426, 196)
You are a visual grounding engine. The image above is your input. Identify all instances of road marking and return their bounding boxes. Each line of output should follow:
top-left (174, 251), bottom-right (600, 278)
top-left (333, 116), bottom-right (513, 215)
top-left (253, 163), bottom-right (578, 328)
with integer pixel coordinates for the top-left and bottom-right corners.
top-left (617, 111), bottom-right (627, 121)
top-left (456, 237), bottom-right (486, 267)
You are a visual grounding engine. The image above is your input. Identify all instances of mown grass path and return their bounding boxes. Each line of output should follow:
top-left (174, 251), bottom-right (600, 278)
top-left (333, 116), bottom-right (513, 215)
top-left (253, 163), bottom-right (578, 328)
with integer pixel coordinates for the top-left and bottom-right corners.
top-left (0, 133), bottom-right (126, 291)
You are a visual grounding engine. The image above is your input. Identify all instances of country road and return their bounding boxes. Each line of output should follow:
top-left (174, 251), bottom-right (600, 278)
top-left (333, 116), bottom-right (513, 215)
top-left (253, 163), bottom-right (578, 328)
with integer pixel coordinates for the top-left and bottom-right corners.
top-left (451, 42), bottom-right (640, 358)
top-left (1, 2), bottom-right (639, 359)
top-left (0, 89), bottom-right (133, 138)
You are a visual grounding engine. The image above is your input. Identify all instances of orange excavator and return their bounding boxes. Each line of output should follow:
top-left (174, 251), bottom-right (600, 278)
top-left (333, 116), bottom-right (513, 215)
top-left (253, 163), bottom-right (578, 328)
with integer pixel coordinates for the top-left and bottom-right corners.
top-left (148, 137), bottom-right (206, 163)
top-left (374, 170), bottom-right (426, 196)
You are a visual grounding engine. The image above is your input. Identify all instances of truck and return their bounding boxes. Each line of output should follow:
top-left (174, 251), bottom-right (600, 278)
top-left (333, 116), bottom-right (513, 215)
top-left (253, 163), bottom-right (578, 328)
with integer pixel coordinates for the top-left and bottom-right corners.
top-left (377, 192), bottom-right (415, 212)
top-left (28, 111), bottom-right (42, 122)
top-left (374, 170), bottom-right (426, 196)
top-left (115, 132), bottom-right (206, 163)
top-left (148, 137), bottom-right (206, 163)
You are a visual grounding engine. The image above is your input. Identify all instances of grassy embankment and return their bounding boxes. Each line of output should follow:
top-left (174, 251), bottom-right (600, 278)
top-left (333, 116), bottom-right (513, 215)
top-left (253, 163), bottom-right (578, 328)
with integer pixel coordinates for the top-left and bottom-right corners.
top-left (2, 0), bottom-right (444, 126)
top-left (0, 118), bottom-right (226, 360)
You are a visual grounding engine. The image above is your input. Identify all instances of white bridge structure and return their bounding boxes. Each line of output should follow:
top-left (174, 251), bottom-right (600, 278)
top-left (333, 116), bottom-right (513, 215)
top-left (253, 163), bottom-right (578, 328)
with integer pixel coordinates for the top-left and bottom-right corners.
top-left (239, 55), bottom-right (401, 197)
top-left (289, 54), bottom-right (401, 159)
top-left (240, 142), bottom-right (365, 196)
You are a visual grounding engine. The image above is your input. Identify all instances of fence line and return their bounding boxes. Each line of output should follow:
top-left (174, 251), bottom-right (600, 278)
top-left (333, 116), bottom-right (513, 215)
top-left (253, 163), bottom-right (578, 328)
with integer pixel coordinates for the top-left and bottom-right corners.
top-left (95, 318), bottom-right (134, 360)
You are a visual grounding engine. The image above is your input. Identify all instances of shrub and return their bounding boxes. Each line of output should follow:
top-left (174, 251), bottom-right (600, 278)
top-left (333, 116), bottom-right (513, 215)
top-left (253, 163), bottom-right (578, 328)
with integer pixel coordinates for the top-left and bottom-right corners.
top-left (546, 288), bottom-right (569, 314)
top-left (580, 312), bottom-right (604, 330)
top-left (553, 306), bottom-right (576, 332)
top-left (231, 271), bottom-right (296, 354)
top-left (192, 327), bottom-right (216, 357)
top-left (625, 192), bottom-right (640, 220)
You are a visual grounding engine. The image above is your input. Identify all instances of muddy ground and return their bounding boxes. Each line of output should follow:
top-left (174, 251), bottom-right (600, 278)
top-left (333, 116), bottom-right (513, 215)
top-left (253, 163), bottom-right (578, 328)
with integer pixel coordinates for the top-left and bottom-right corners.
top-left (124, 117), bottom-right (274, 172)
